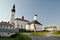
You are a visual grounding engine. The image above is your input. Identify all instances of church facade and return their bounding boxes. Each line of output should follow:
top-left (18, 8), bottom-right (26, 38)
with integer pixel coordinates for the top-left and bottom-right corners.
top-left (9, 5), bottom-right (43, 31)
top-left (26, 15), bottom-right (42, 31)
top-left (14, 16), bottom-right (29, 29)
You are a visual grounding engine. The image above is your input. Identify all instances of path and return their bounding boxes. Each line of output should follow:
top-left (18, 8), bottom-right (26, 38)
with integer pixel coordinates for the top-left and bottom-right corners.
top-left (45, 32), bottom-right (54, 37)
top-left (23, 33), bottom-right (60, 40)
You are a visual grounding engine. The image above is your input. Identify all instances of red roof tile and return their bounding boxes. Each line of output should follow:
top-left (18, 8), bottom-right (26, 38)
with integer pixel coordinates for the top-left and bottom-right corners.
top-left (15, 18), bottom-right (29, 22)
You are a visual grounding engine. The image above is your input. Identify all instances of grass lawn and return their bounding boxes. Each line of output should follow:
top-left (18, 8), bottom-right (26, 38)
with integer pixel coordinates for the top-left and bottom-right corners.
top-left (19, 33), bottom-right (31, 40)
top-left (53, 30), bottom-right (60, 36)
top-left (31, 32), bottom-right (47, 36)
top-left (0, 33), bottom-right (31, 40)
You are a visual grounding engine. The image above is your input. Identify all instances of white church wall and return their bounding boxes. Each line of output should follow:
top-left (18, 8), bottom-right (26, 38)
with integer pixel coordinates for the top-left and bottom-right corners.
top-left (30, 24), bottom-right (42, 31)
top-left (35, 24), bottom-right (42, 31)
top-left (26, 24), bottom-right (30, 30)
top-left (14, 20), bottom-right (28, 29)
top-left (30, 24), bottom-right (35, 31)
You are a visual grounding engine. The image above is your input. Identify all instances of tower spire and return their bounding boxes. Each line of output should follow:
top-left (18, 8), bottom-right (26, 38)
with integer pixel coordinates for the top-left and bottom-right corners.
top-left (11, 4), bottom-right (15, 12)
top-left (10, 4), bottom-right (16, 24)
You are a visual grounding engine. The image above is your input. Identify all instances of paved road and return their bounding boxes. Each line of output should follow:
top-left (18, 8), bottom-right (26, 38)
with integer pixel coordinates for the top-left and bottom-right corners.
top-left (23, 33), bottom-right (60, 40)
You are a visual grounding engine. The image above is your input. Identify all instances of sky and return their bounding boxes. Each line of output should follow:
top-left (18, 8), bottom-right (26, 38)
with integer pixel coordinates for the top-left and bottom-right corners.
top-left (0, 0), bottom-right (60, 29)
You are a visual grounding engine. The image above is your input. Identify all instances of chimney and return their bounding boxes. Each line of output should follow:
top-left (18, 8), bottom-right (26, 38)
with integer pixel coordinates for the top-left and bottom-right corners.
top-left (22, 16), bottom-right (24, 20)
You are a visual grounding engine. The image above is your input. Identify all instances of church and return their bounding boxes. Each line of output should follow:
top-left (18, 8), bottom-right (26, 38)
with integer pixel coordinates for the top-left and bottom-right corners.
top-left (0, 4), bottom-right (57, 32)
top-left (11, 5), bottom-right (43, 31)
top-left (26, 15), bottom-right (42, 31)
top-left (10, 4), bottom-right (43, 31)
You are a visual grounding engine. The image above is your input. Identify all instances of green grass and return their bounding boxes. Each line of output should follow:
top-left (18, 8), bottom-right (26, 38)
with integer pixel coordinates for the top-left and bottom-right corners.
top-left (31, 32), bottom-right (47, 36)
top-left (0, 33), bottom-right (31, 40)
top-left (19, 33), bottom-right (31, 40)
top-left (53, 30), bottom-right (60, 36)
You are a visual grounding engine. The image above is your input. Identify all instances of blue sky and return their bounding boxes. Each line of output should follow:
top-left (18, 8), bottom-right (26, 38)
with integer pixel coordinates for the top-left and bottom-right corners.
top-left (0, 0), bottom-right (60, 29)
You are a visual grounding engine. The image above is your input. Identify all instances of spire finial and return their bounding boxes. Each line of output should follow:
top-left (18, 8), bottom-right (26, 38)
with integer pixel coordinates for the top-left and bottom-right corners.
top-left (13, 4), bottom-right (15, 9)
top-left (11, 4), bottom-right (15, 12)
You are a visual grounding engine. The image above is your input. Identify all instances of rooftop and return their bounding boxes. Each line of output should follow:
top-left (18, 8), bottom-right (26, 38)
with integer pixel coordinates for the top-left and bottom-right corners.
top-left (31, 20), bottom-right (42, 25)
top-left (15, 18), bottom-right (29, 22)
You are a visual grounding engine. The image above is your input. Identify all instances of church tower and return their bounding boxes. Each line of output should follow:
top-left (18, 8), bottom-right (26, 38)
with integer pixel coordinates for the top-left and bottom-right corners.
top-left (10, 4), bottom-right (15, 24)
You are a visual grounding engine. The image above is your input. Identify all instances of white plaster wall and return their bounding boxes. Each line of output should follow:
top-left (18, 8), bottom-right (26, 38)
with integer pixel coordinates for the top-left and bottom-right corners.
top-left (30, 24), bottom-right (35, 30)
top-left (30, 24), bottom-right (42, 31)
top-left (10, 12), bottom-right (15, 24)
top-left (14, 20), bottom-right (18, 28)
top-left (14, 20), bottom-right (28, 29)
top-left (46, 28), bottom-right (57, 31)
top-left (35, 24), bottom-right (42, 31)
top-left (26, 24), bottom-right (30, 30)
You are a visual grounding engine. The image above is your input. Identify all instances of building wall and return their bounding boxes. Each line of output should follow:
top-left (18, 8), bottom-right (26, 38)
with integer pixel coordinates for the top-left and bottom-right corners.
top-left (26, 24), bottom-right (42, 31)
top-left (14, 20), bottom-right (28, 29)
top-left (45, 28), bottom-right (57, 31)
top-left (0, 25), bottom-right (14, 29)
top-left (0, 32), bottom-right (15, 37)
top-left (26, 24), bottom-right (30, 30)
top-left (35, 24), bottom-right (42, 31)
top-left (44, 25), bottom-right (57, 31)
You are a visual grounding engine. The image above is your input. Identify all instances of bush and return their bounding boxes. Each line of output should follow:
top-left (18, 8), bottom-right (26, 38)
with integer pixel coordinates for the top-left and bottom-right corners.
top-left (42, 30), bottom-right (49, 32)
top-left (19, 29), bottom-right (26, 32)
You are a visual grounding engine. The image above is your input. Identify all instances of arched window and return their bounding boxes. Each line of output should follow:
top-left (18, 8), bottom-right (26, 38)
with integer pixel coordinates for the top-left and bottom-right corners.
top-left (21, 25), bottom-right (22, 29)
top-left (10, 26), bottom-right (12, 28)
top-left (7, 26), bottom-right (8, 28)
top-left (4, 25), bottom-right (5, 28)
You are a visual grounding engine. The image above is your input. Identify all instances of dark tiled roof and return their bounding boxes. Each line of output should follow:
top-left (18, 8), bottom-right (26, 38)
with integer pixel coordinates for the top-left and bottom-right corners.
top-left (31, 20), bottom-right (42, 25)
top-left (0, 28), bottom-right (18, 33)
top-left (15, 18), bottom-right (29, 22)
top-left (0, 22), bottom-right (13, 26)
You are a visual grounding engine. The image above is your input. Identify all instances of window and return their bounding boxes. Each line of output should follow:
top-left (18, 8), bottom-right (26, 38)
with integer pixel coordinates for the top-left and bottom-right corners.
top-left (4, 25), bottom-right (5, 28)
top-left (21, 25), bottom-right (22, 29)
top-left (18, 24), bottom-right (19, 28)
top-left (7, 26), bottom-right (8, 28)
top-left (8, 33), bottom-right (9, 35)
top-left (10, 26), bottom-right (12, 28)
